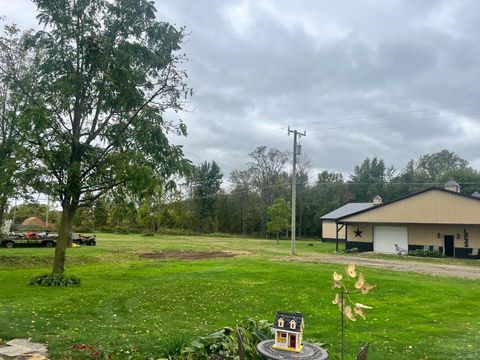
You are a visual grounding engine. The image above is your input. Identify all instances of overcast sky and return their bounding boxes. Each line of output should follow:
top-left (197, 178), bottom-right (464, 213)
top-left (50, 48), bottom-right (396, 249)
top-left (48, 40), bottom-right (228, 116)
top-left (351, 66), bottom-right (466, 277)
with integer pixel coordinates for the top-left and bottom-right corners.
top-left (3, 0), bottom-right (480, 183)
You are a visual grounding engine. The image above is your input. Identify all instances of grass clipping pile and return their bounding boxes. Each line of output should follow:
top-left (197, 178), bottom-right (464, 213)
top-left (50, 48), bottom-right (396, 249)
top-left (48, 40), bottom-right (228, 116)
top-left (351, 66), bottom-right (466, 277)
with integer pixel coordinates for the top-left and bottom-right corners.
top-left (139, 250), bottom-right (243, 261)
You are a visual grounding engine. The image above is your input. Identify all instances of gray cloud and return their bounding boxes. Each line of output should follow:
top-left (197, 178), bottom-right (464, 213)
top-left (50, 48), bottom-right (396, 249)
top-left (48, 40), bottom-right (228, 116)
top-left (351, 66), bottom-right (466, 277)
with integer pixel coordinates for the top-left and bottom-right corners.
top-left (4, 0), bottom-right (480, 181)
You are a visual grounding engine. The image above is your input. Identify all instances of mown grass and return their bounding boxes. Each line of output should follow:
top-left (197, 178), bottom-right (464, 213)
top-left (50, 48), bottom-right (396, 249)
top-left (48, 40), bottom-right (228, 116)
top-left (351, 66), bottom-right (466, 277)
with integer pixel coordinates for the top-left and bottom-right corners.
top-left (0, 234), bottom-right (479, 359)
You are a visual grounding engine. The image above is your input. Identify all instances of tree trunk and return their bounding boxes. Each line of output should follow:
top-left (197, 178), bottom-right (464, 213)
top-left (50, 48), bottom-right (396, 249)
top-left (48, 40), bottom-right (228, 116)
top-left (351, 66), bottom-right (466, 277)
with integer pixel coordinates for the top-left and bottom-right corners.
top-left (241, 206), bottom-right (246, 236)
top-left (276, 232), bottom-right (279, 244)
top-left (52, 205), bottom-right (76, 275)
top-left (0, 196), bottom-right (7, 230)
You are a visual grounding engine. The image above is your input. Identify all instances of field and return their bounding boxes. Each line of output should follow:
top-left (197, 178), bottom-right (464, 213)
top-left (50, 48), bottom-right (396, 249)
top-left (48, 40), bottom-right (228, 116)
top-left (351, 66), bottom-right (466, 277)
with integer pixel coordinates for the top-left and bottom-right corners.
top-left (0, 234), bottom-right (479, 359)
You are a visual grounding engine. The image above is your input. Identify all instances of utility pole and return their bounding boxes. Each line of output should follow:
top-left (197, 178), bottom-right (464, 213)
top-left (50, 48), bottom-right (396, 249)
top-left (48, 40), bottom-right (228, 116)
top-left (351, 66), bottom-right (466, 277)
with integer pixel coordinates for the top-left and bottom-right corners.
top-left (288, 127), bottom-right (306, 255)
top-left (45, 195), bottom-right (49, 231)
top-left (12, 198), bottom-right (17, 225)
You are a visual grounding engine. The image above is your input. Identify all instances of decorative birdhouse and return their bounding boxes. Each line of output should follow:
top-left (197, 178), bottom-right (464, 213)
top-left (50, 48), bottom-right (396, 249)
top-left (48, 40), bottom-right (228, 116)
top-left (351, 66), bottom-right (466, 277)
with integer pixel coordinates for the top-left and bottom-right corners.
top-left (272, 311), bottom-right (304, 352)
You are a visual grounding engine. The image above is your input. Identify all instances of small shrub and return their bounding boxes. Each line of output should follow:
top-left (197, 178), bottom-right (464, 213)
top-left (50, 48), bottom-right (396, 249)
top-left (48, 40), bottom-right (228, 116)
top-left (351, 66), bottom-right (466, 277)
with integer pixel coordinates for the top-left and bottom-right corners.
top-left (159, 228), bottom-right (201, 236)
top-left (30, 273), bottom-right (81, 287)
top-left (74, 225), bottom-right (94, 233)
top-left (180, 317), bottom-right (272, 359)
top-left (114, 226), bottom-right (131, 234)
top-left (408, 249), bottom-right (445, 258)
top-left (160, 332), bottom-right (192, 358)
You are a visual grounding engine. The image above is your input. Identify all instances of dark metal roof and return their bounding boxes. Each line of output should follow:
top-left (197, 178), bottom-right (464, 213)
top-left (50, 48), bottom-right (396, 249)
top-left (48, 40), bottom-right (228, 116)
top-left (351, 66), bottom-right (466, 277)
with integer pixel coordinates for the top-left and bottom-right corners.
top-left (336, 187), bottom-right (480, 221)
top-left (321, 203), bottom-right (374, 220)
top-left (274, 312), bottom-right (303, 332)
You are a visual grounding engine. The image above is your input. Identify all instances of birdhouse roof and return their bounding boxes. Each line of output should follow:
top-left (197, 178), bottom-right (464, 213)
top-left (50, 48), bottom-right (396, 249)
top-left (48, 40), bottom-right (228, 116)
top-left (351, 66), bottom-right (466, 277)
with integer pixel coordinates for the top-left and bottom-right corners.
top-left (274, 311), bottom-right (303, 331)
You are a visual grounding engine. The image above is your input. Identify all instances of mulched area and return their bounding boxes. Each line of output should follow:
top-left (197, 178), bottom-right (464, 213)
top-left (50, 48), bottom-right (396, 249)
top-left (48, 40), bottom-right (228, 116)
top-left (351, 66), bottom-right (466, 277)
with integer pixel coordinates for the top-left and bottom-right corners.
top-left (138, 250), bottom-right (240, 261)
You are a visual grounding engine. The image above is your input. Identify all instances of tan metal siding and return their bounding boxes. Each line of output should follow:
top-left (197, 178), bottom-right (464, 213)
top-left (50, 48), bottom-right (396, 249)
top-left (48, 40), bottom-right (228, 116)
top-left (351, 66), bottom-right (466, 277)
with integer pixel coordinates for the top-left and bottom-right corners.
top-left (347, 223), bottom-right (373, 243)
top-left (322, 221), bottom-right (346, 240)
top-left (342, 190), bottom-right (480, 224)
top-left (408, 224), bottom-right (480, 248)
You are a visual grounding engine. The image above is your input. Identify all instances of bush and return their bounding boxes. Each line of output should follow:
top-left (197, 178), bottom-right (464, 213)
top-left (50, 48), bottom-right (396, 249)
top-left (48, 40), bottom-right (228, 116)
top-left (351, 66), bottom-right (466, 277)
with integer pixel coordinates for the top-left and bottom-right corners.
top-left (159, 332), bottom-right (192, 358)
top-left (113, 226), bottom-right (132, 234)
top-left (180, 317), bottom-right (272, 360)
top-left (408, 249), bottom-right (445, 258)
top-left (73, 225), bottom-right (94, 233)
top-left (159, 228), bottom-right (201, 236)
top-left (30, 273), bottom-right (81, 286)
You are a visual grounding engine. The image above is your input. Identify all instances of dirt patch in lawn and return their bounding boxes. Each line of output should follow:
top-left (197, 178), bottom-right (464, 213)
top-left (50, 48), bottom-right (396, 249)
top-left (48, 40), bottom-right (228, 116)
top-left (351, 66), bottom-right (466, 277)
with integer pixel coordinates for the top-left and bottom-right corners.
top-left (139, 250), bottom-right (245, 261)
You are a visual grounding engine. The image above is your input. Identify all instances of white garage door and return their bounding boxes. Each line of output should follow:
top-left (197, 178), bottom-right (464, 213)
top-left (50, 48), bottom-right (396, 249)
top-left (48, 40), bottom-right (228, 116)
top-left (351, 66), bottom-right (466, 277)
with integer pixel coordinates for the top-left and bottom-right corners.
top-left (374, 226), bottom-right (408, 254)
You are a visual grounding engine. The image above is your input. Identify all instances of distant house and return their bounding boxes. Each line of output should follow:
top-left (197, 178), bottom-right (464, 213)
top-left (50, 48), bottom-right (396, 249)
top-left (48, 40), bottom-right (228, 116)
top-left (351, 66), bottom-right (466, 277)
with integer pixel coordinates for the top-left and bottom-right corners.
top-left (321, 180), bottom-right (480, 258)
top-left (20, 217), bottom-right (47, 229)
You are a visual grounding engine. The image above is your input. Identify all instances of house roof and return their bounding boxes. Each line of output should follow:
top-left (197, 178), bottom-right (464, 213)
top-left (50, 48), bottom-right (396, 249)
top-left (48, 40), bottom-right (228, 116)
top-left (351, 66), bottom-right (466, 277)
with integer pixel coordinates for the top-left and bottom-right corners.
top-left (445, 179), bottom-right (460, 187)
top-left (321, 203), bottom-right (374, 220)
top-left (274, 311), bottom-right (303, 332)
top-left (472, 191), bottom-right (480, 198)
top-left (336, 187), bottom-right (480, 224)
top-left (21, 217), bottom-right (45, 226)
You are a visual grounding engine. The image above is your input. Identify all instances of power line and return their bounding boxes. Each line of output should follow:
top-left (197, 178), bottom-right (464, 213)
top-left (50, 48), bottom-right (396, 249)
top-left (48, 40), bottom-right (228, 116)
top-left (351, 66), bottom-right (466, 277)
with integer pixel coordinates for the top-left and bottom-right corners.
top-left (307, 110), bottom-right (480, 133)
top-left (289, 100), bottom-right (480, 128)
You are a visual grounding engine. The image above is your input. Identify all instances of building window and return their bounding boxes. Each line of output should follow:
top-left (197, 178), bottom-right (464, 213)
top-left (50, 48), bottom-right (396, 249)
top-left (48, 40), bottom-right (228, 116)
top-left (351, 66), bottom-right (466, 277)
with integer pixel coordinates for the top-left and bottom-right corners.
top-left (276, 332), bottom-right (286, 343)
top-left (290, 320), bottom-right (296, 329)
top-left (277, 319), bottom-right (284, 328)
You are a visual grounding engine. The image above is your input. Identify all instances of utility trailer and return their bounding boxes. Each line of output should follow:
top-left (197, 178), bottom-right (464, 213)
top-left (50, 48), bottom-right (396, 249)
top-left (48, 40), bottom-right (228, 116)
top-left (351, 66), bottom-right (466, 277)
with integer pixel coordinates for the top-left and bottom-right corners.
top-left (1, 232), bottom-right (96, 248)
top-left (1, 232), bottom-right (58, 248)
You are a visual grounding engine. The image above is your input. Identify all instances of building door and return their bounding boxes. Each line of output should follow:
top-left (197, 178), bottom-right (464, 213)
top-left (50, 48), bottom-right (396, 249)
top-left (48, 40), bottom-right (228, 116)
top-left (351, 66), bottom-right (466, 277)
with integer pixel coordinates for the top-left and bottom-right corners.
top-left (289, 334), bottom-right (296, 349)
top-left (374, 226), bottom-right (408, 254)
top-left (444, 235), bottom-right (454, 257)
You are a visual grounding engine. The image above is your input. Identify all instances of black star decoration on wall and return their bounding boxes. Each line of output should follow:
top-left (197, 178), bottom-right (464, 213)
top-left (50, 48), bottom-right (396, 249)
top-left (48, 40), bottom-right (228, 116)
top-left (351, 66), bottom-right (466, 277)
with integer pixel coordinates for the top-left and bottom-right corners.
top-left (354, 227), bottom-right (363, 238)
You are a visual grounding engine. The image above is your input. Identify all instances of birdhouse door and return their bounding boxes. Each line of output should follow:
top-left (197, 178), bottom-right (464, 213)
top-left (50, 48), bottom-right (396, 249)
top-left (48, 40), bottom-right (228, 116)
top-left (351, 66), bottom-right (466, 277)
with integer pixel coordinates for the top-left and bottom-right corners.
top-left (289, 334), bottom-right (296, 349)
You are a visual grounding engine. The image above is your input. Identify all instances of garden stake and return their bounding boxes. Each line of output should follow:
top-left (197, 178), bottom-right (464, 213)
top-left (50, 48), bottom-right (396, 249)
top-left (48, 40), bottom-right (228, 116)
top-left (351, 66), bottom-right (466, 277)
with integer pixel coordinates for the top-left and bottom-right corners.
top-left (341, 291), bottom-right (344, 360)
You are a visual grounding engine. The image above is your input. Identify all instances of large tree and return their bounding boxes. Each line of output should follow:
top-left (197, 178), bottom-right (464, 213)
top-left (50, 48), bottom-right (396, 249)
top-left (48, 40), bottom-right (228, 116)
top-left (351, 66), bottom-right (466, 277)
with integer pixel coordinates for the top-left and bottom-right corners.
top-left (417, 149), bottom-right (469, 181)
top-left (349, 157), bottom-right (395, 202)
top-left (229, 169), bottom-right (261, 235)
top-left (2, 0), bottom-right (192, 274)
top-left (248, 146), bottom-right (289, 203)
top-left (247, 146), bottom-right (289, 232)
top-left (267, 197), bottom-right (290, 243)
top-left (189, 161), bottom-right (223, 232)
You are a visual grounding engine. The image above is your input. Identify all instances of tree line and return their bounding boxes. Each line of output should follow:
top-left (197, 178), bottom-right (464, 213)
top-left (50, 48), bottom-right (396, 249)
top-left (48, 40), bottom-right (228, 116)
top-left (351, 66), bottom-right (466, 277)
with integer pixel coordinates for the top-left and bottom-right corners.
top-left (32, 148), bottom-right (478, 238)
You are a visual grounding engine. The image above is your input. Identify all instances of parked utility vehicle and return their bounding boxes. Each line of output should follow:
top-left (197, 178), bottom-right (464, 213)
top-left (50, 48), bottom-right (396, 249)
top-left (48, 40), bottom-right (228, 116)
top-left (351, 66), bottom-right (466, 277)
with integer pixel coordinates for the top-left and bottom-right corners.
top-left (72, 234), bottom-right (96, 246)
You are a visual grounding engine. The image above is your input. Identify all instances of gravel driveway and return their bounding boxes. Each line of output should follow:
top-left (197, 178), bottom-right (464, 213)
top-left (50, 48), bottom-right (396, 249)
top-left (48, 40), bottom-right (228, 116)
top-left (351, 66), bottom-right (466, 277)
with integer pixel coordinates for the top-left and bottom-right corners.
top-left (276, 253), bottom-right (480, 279)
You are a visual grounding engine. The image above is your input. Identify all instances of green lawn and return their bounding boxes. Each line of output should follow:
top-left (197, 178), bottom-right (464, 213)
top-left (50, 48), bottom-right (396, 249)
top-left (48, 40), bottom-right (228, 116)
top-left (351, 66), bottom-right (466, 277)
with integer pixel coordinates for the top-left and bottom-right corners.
top-left (0, 234), bottom-right (479, 359)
